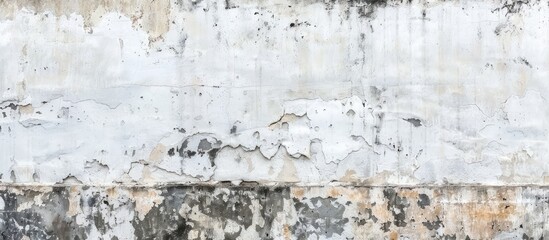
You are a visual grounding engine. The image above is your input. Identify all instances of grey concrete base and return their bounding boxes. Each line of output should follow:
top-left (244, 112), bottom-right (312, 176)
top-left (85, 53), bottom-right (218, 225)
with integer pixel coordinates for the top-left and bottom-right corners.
top-left (0, 185), bottom-right (547, 239)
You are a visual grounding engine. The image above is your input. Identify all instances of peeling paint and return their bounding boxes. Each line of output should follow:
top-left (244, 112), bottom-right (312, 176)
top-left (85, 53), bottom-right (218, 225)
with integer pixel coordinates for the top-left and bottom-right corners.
top-left (0, 0), bottom-right (548, 185)
top-left (0, 0), bottom-right (548, 238)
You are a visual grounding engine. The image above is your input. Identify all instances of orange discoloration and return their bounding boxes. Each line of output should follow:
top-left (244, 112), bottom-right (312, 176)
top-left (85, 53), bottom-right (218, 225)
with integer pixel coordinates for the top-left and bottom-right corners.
top-left (106, 187), bottom-right (117, 198)
top-left (328, 187), bottom-right (341, 198)
top-left (340, 170), bottom-right (358, 182)
top-left (325, 187), bottom-right (368, 202)
top-left (400, 189), bottom-right (419, 199)
top-left (345, 188), bottom-right (368, 202)
top-left (131, 189), bottom-right (164, 220)
top-left (389, 231), bottom-right (398, 240)
top-left (283, 224), bottom-right (291, 240)
top-left (371, 200), bottom-right (392, 222)
top-left (357, 202), bottom-right (369, 211)
top-left (67, 186), bottom-right (81, 217)
top-left (292, 188), bottom-right (305, 198)
top-left (465, 203), bottom-right (517, 221)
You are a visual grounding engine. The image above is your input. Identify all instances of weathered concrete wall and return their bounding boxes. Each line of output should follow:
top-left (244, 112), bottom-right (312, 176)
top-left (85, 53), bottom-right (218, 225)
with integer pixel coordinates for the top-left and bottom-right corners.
top-left (0, 0), bottom-right (548, 239)
top-left (1, 185), bottom-right (548, 239)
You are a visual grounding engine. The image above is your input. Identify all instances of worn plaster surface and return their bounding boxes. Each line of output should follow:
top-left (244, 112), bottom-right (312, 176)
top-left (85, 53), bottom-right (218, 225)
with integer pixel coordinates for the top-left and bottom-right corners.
top-left (0, 185), bottom-right (548, 239)
top-left (0, 0), bottom-right (548, 239)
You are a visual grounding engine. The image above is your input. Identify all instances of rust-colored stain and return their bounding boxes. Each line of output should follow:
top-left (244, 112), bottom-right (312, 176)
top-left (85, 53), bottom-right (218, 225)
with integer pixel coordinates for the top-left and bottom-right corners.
top-left (390, 231), bottom-right (398, 240)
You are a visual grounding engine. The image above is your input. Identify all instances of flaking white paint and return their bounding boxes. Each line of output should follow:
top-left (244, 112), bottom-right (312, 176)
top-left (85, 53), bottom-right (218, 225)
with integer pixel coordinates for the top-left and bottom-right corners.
top-left (0, 0), bottom-right (548, 186)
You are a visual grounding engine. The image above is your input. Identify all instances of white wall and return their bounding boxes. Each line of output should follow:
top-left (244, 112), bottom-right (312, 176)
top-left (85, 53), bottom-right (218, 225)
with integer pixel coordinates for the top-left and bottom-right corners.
top-left (0, 0), bottom-right (548, 185)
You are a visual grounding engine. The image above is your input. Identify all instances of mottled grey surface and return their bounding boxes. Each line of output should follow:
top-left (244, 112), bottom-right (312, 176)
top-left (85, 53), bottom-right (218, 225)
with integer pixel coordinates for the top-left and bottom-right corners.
top-left (0, 185), bottom-right (547, 239)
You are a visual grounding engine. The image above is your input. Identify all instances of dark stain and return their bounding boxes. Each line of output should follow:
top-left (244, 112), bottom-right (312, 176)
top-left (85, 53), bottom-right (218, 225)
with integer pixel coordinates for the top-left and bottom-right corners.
top-left (0, 103), bottom-right (17, 110)
top-left (255, 187), bottom-right (289, 239)
top-left (0, 188), bottom-right (88, 240)
top-left (7, 103), bottom-right (17, 110)
top-left (292, 197), bottom-right (349, 239)
top-left (186, 150), bottom-right (196, 157)
top-left (189, 0), bottom-right (203, 10)
top-left (403, 118), bottom-right (422, 127)
top-left (93, 210), bottom-right (108, 234)
top-left (442, 234), bottom-right (457, 240)
top-left (492, 0), bottom-right (531, 16)
top-left (177, 139), bottom-right (189, 158)
top-left (422, 216), bottom-right (443, 231)
top-left (184, 187), bottom-right (255, 229)
top-left (224, 228), bottom-right (243, 240)
top-left (174, 127), bottom-right (186, 133)
top-left (417, 193), bottom-right (430, 209)
top-left (225, 0), bottom-right (237, 9)
top-left (177, 34), bottom-right (187, 55)
top-left (289, 21), bottom-right (312, 28)
top-left (383, 188), bottom-right (409, 227)
top-left (230, 125), bottom-right (237, 134)
top-left (197, 139), bottom-right (213, 152)
top-left (381, 221), bottom-right (392, 232)
top-left (518, 57), bottom-right (532, 68)
top-left (353, 207), bottom-right (376, 226)
top-left (355, 218), bottom-right (368, 226)
top-left (356, 0), bottom-right (389, 18)
top-left (195, 138), bottom-right (222, 166)
top-left (494, 23), bottom-right (507, 35)
top-left (207, 148), bottom-right (219, 166)
top-left (357, 5), bottom-right (376, 18)
top-left (132, 189), bottom-right (192, 240)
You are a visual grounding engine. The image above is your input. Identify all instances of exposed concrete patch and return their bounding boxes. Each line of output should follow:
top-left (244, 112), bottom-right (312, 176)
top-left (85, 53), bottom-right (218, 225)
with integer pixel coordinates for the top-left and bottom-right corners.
top-left (0, 185), bottom-right (547, 239)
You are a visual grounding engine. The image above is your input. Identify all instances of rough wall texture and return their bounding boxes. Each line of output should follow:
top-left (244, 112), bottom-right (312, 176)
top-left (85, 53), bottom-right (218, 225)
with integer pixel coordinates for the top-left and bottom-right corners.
top-left (0, 0), bottom-right (548, 239)
top-left (1, 185), bottom-right (548, 239)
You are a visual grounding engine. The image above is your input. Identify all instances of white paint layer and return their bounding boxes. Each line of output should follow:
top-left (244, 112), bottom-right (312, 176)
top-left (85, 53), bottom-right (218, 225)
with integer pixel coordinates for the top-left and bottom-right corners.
top-left (0, 0), bottom-right (548, 185)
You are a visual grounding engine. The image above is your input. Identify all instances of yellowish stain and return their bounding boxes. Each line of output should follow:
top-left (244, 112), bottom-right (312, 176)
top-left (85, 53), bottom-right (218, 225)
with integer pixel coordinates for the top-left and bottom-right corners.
top-left (131, 189), bottom-right (164, 220)
top-left (19, 104), bottom-right (33, 115)
top-left (148, 143), bottom-right (166, 164)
